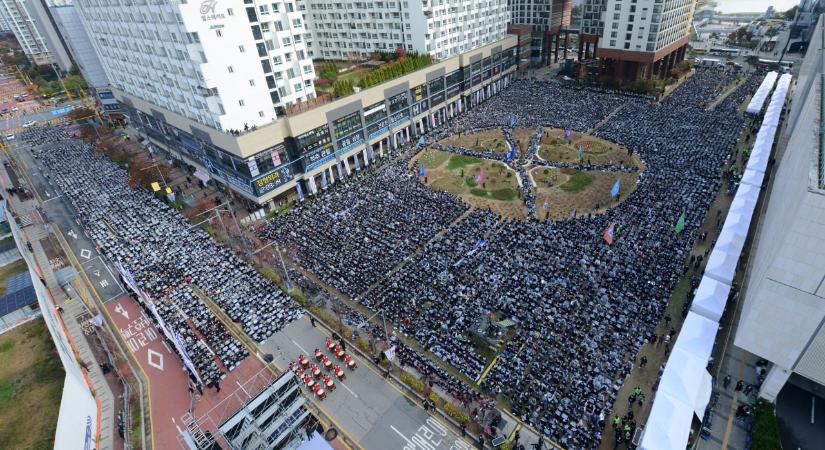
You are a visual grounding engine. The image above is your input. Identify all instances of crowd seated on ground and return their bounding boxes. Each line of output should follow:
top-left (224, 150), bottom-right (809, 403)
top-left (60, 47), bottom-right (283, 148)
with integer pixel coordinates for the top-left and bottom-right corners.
top-left (261, 75), bottom-right (760, 447)
top-left (20, 127), bottom-right (301, 386)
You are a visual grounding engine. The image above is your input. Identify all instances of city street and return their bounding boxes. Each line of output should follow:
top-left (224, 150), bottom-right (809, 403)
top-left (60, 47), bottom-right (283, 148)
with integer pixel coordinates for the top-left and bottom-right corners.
top-left (1, 99), bottom-right (85, 133)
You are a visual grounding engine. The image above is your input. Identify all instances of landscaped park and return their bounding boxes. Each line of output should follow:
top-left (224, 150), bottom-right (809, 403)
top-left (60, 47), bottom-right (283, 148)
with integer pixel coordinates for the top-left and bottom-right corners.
top-left (417, 127), bottom-right (643, 220)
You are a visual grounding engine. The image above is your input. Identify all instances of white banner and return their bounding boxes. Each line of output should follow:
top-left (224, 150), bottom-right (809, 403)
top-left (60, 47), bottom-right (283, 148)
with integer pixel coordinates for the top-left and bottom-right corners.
top-left (384, 345), bottom-right (396, 362)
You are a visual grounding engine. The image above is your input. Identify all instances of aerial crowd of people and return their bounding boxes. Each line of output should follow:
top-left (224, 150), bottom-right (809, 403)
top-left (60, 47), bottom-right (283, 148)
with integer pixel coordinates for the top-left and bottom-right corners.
top-left (13, 64), bottom-right (760, 447)
top-left (20, 128), bottom-right (301, 386)
top-left (264, 67), bottom-right (761, 447)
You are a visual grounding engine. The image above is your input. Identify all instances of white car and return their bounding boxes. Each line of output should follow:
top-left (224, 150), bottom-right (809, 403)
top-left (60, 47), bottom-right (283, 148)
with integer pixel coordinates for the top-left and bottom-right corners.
top-left (5, 134), bottom-right (14, 140)
top-left (11, 107), bottom-right (18, 112)
top-left (23, 120), bottom-right (36, 128)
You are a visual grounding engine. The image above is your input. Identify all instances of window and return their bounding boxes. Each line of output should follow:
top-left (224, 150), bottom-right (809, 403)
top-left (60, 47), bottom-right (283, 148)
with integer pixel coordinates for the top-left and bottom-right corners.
top-left (292, 18), bottom-right (302, 28)
top-left (266, 75), bottom-right (276, 88)
top-left (274, 71), bottom-right (283, 80)
top-left (216, 29), bottom-right (223, 37)
top-left (261, 60), bottom-right (272, 73)
top-left (273, 55), bottom-right (282, 65)
top-left (278, 86), bottom-right (287, 97)
top-left (239, 99), bottom-right (245, 106)
top-left (282, 37), bottom-right (292, 46)
top-left (265, 39), bottom-right (274, 50)
top-left (286, 68), bottom-right (295, 78)
top-left (249, 79), bottom-right (256, 86)
top-left (239, 44), bottom-right (246, 53)
top-left (227, 65), bottom-right (234, 73)
top-left (294, 83), bottom-right (303, 92)
top-left (285, 53), bottom-right (292, 62)
top-left (227, 8), bottom-right (234, 16)
top-left (259, 4), bottom-right (269, 14)
top-left (261, 22), bottom-right (270, 32)
top-left (304, 79), bottom-right (312, 87)
top-left (302, 65), bottom-right (312, 74)
top-left (259, 111), bottom-right (265, 117)
top-left (272, 2), bottom-right (279, 12)
top-left (246, 7), bottom-right (258, 22)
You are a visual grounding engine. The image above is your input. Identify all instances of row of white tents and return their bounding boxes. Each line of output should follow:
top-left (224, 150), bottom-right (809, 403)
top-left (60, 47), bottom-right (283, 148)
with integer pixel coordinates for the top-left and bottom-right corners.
top-left (640, 72), bottom-right (791, 450)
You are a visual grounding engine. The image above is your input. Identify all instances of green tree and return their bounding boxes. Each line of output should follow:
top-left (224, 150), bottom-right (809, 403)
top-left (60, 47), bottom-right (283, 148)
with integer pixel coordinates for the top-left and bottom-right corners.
top-left (69, 64), bottom-right (80, 76)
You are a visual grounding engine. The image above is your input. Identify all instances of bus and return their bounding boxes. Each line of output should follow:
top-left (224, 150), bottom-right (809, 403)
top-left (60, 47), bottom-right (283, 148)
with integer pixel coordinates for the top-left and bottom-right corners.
top-left (709, 47), bottom-right (740, 58)
top-left (757, 59), bottom-right (793, 71)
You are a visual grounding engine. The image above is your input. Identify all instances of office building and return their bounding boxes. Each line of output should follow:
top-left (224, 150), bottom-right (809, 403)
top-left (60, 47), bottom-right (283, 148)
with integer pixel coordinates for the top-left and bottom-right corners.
top-left (73, 0), bottom-right (317, 133)
top-left (121, 37), bottom-right (517, 209)
top-left (305, 0), bottom-right (510, 61)
top-left (0, 0), bottom-right (53, 65)
top-left (734, 15), bottom-right (825, 401)
top-left (580, 0), bottom-right (695, 80)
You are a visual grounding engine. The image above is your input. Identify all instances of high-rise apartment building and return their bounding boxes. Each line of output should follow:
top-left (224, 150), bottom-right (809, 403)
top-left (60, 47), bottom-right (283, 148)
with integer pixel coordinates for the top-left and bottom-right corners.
top-left (73, 0), bottom-right (317, 132)
top-left (580, 0), bottom-right (694, 80)
top-left (304, 0), bottom-right (510, 61)
top-left (0, 0), bottom-right (53, 65)
top-left (507, 0), bottom-right (571, 65)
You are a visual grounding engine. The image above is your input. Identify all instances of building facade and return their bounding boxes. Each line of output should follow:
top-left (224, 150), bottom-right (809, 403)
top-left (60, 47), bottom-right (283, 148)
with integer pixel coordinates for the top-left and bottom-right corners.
top-left (27, 0), bottom-right (74, 71)
top-left (304, 0), bottom-right (510, 61)
top-left (73, 0), bottom-right (317, 133)
top-left (0, 0), bottom-right (53, 65)
top-left (580, 0), bottom-right (695, 80)
top-left (508, 0), bottom-right (572, 65)
top-left (121, 37), bottom-right (517, 209)
top-left (49, 3), bottom-right (108, 88)
top-left (734, 15), bottom-right (825, 401)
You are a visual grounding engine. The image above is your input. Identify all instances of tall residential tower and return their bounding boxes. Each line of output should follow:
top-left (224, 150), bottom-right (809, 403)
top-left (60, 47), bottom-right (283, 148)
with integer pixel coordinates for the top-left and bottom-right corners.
top-left (580, 0), bottom-right (695, 80)
top-left (73, 0), bottom-right (317, 132)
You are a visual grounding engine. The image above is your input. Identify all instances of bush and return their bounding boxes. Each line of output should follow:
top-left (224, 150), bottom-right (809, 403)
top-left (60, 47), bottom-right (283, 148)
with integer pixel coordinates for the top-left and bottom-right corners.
top-left (401, 372), bottom-right (426, 395)
top-left (752, 401), bottom-right (782, 450)
top-left (443, 402), bottom-right (469, 424)
top-left (358, 53), bottom-right (432, 89)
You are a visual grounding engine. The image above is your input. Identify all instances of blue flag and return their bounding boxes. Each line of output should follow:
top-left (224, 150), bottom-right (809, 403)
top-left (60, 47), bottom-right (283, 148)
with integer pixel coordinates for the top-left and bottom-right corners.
top-left (417, 136), bottom-right (425, 148)
top-left (419, 163), bottom-right (426, 177)
top-left (510, 115), bottom-right (516, 127)
top-left (296, 182), bottom-right (304, 201)
top-left (542, 201), bottom-right (549, 210)
top-left (610, 179), bottom-right (621, 198)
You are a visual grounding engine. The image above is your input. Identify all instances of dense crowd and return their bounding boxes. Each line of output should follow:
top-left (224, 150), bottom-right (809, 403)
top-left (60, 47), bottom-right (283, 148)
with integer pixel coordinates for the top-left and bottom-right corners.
top-left (263, 74), bottom-right (759, 447)
top-left (20, 127), bottom-right (301, 386)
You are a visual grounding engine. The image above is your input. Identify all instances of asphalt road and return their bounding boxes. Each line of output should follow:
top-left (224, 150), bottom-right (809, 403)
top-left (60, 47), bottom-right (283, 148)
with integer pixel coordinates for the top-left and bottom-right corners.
top-left (777, 382), bottom-right (825, 450)
top-left (1, 99), bottom-right (85, 132)
top-left (6, 138), bottom-right (126, 303)
top-left (263, 318), bottom-right (476, 450)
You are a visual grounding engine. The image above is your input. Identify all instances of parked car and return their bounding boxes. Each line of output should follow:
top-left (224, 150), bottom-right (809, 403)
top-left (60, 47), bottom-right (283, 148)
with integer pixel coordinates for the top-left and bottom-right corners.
top-left (5, 134), bottom-right (14, 140)
top-left (23, 120), bottom-right (36, 128)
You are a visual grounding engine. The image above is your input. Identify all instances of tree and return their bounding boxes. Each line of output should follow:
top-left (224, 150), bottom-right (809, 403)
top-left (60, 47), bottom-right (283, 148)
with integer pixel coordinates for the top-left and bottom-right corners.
top-left (69, 64), bottom-right (80, 76)
top-left (395, 46), bottom-right (407, 59)
top-left (68, 107), bottom-right (94, 122)
top-left (62, 75), bottom-right (86, 93)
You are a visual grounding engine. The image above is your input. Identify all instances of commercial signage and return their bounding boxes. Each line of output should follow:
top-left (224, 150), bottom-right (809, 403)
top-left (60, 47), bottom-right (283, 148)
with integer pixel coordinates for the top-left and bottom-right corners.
top-left (410, 84), bottom-right (426, 103)
top-left (98, 91), bottom-right (115, 100)
top-left (247, 157), bottom-right (260, 178)
top-left (305, 143), bottom-right (334, 167)
top-left (472, 73), bottom-right (482, 85)
top-left (446, 84), bottom-right (461, 100)
top-left (271, 148), bottom-right (282, 167)
top-left (333, 112), bottom-right (362, 139)
top-left (254, 165), bottom-right (294, 195)
top-left (430, 91), bottom-right (445, 106)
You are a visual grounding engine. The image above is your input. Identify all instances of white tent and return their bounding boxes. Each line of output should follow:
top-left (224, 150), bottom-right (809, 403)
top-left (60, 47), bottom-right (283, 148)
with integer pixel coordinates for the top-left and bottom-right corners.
top-left (674, 312), bottom-right (718, 363)
top-left (640, 391), bottom-right (694, 450)
top-left (720, 210), bottom-right (753, 237)
top-left (691, 276), bottom-right (732, 322)
top-left (704, 245), bottom-right (740, 284)
top-left (729, 183), bottom-right (760, 219)
top-left (745, 71), bottom-right (778, 114)
top-left (715, 225), bottom-right (747, 256)
top-left (659, 348), bottom-right (714, 417)
top-left (740, 167), bottom-right (765, 187)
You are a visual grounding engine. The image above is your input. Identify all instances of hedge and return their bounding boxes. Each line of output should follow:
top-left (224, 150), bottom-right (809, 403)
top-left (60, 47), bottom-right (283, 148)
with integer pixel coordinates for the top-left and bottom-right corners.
top-left (752, 401), bottom-right (782, 450)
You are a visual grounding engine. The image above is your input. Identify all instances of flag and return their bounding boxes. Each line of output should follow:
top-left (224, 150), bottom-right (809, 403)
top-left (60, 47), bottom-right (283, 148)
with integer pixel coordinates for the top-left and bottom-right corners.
top-left (417, 136), bottom-right (425, 148)
top-left (510, 114), bottom-right (516, 127)
top-left (419, 163), bottom-right (426, 177)
top-left (384, 345), bottom-right (396, 362)
top-left (368, 146), bottom-right (376, 162)
top-left (610, 179), bottom-right (621, 198)
top-left (150, 182), bottom-right (161, 192)
top-left (675, 212), bottom-right (686, 234)
top-left (321, 170), bottom-right (328, 190)
top-left (603, 222), bottom-right (615, 245)
top-left (542, 200), bottom-right (549, 210)
top-left (476, 168), bottom-right (484, 184)
top-left (576, 145), bottom-right (584, 160)
top-left (571, 208), bottom-right (577, 218)
top-left (354, 154), bottom-right (361, 170)
top-left (564, 129), bottom-right (572, 140)
top-left (336, 160), bottom-right (344, 179)
top-left (296, 182), bottom-right (304, 202)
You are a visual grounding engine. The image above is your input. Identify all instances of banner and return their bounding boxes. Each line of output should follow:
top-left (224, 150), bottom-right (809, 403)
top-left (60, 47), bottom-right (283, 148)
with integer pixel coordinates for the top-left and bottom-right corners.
top-left (384, 345), bottom-right (396, 362)
top-left (115, 263), bottom-right (204, 386)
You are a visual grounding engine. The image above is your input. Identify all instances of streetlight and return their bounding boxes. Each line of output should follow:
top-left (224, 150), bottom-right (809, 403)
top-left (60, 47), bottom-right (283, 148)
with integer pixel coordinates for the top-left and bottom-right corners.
top-left (251, 238), bottom-right (292, 291)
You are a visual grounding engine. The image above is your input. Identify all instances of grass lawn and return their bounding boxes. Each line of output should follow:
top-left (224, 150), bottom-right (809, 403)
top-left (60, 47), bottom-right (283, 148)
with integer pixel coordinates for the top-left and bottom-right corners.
top-left (560, 170), bottom-right (594, 192)
top-left (415, 149), bottom-right (524, 217)
top-left (439, 129), bottom-right (511, 154)
top-left (0, 259), bottom-right (28, 296)
top-left (447, 154), bottom-right (483, 169)
top-left (0, 319), bottom-right (64, 450)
